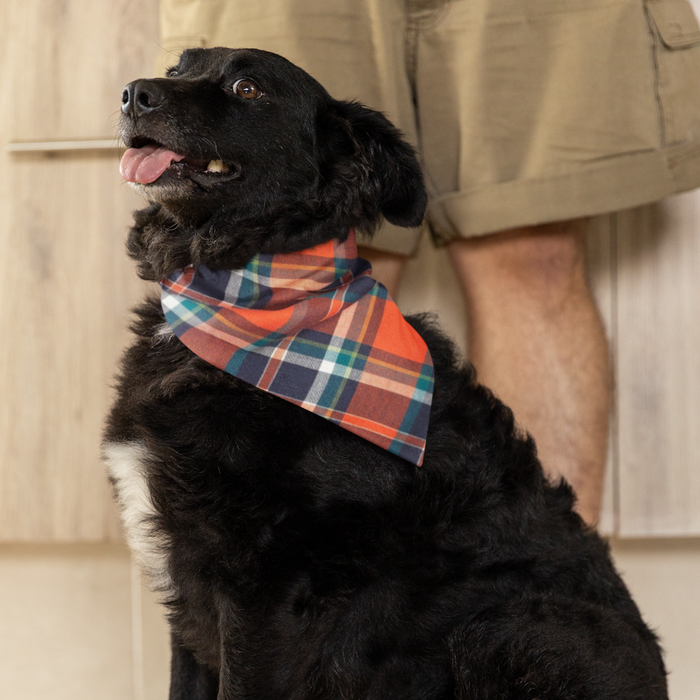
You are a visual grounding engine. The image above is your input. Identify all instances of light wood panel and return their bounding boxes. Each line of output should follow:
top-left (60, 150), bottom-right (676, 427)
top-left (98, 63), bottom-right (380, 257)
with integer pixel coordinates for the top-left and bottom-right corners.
top-left (610, 538), bottom-right (700, 700)
top-left (2, 0), bottom-right (699, 542)
top-left (615, 198), bottom-right (700, 536)
top-left (0, 0), bottom-right (160, 541)
top-left (135, 566), bottom-right (173, 700)
top-left (9, 0), bottom-right (159, 143)
top-left (0, 544), bottom-right (134, 700)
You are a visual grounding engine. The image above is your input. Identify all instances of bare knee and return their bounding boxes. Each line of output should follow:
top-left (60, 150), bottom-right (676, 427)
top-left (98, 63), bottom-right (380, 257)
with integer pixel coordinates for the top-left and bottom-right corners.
top-left (448, 220), bottom-right (589, 309)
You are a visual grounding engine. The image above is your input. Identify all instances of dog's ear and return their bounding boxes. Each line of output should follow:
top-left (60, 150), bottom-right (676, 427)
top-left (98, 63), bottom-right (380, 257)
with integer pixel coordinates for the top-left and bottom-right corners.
top-left (316, 100), bottom-right (427, 230)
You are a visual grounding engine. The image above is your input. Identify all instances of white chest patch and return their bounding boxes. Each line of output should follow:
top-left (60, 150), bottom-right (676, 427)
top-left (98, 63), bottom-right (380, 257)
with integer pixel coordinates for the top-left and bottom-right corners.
top-left (152, 321), bottom-right (175, 344)
top-left (103, 441), bottom-right (172, 593)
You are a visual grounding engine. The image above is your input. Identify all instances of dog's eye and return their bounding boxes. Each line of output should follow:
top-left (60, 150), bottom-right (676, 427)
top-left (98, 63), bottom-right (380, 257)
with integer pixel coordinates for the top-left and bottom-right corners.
top-left (166, 67), bottom-right (179, 78)
top-left (232, 79), bottom-right (263, 100)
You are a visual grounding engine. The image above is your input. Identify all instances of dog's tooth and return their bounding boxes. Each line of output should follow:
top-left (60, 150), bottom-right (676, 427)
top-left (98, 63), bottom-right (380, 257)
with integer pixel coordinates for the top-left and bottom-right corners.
top-left (206, 160), bottom-right (229, 173)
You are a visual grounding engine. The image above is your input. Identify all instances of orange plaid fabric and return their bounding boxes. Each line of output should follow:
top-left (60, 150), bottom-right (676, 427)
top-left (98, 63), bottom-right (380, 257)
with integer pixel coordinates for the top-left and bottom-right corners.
top-left (160, 230), bottom-right (434, 465)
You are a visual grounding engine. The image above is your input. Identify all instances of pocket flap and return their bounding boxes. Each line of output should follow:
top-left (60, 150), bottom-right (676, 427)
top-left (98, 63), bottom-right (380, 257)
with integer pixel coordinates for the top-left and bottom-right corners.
top-left (646, 0), bottom-right (700, 49)
top-left (647, 0), bottom-right (700, 48)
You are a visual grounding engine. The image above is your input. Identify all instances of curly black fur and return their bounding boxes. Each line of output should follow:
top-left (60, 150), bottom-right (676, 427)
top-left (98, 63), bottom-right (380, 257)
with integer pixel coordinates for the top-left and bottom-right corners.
top-left (104, 48), bottom-right (667, 699)
top-left (121, 48), bottom-right (425, 280)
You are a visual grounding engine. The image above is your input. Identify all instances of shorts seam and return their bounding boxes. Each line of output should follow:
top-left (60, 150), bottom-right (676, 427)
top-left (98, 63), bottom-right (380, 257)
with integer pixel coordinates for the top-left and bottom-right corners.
top-left (404, 6), bottom-right (418, 97)
top-left (645, 4), bottom-right (669, 148)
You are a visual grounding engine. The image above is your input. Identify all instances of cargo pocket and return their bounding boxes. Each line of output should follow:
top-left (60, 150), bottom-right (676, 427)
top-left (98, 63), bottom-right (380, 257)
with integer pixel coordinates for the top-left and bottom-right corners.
top-left (645, 0), bottom-right (700, 149)
top-left (645, 0), bottom-right (700, 48)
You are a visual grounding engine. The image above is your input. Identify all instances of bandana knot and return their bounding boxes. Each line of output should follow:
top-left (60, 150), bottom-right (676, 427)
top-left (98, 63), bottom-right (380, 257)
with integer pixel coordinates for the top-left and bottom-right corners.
top-left (160, 230), bottom-right (434, 465)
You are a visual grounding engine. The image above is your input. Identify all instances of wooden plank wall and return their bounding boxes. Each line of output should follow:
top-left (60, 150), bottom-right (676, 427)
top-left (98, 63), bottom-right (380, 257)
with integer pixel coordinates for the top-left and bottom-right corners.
top-left (616, 199), bottom-right (700, 536)
top-left (1, 0), bottom-right (699, 541)
top-left (0, 0), bottom-right (159, 540)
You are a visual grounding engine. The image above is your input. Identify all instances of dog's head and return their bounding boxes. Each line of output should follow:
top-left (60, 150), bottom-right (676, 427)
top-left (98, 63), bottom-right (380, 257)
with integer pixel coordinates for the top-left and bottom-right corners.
top-left (119, 47), bottom-right (427, 279)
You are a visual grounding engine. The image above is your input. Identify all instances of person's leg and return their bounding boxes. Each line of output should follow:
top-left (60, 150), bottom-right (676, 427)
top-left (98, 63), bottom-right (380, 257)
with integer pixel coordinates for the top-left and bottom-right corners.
top-left (357, 246), bottom-right (408, 298)
top-left (447, 219), bottom-right (610, 526)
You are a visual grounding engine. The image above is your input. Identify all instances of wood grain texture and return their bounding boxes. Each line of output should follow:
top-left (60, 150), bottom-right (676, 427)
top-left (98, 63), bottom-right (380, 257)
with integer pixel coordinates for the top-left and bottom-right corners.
top-left (135, 564), bottom-right (172, 700)
top-left (615, 199), bottom-right (700, 536)
top-left (0, 0), bottom-right (160, 541)
top-left (3, 0), bottom-right (699, 541)
top-left (0, 544), bottom-right (134, 700)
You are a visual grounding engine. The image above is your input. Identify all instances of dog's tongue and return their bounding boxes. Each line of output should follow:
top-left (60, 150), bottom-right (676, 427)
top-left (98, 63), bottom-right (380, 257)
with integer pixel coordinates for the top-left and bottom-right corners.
top-left (120, 145), bottom-right (185, 184)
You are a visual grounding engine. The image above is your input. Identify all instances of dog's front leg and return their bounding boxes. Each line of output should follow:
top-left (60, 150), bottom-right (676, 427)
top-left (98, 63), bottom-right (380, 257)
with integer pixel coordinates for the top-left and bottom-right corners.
top-left (215, 598), bottom-right (265, 700)
top-left (169, 632), bottom-right (219, 700)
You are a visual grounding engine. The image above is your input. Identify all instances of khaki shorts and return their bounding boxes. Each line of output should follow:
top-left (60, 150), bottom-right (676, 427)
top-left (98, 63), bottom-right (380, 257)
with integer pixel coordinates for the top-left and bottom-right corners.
top-left (160, 0), bottom-right (700, 255)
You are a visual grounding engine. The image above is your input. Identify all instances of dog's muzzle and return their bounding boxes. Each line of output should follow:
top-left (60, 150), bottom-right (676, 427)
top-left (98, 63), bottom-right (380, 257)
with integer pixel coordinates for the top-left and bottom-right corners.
top-left (122, 80), bottom-right (167, 119)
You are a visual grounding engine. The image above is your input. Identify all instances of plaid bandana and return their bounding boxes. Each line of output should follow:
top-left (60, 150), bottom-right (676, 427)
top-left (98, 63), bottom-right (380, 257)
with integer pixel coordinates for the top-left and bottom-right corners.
top-left (160, 230), bottom-right (434, 466)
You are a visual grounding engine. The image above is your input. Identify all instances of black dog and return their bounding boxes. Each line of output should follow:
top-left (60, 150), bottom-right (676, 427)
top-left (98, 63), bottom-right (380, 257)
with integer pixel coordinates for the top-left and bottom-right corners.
top-left (104, 47), bottom-right (667, 700)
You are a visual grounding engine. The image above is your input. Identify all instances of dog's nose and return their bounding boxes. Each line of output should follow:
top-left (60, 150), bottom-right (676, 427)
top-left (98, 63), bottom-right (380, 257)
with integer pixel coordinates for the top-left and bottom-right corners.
top-left (121, 80), bottom-right (167, 118)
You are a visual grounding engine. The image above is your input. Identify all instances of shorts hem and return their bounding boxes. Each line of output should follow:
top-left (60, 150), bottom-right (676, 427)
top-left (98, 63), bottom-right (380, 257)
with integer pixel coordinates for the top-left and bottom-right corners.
top-left (428, 140), bottom-right (700, 244)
